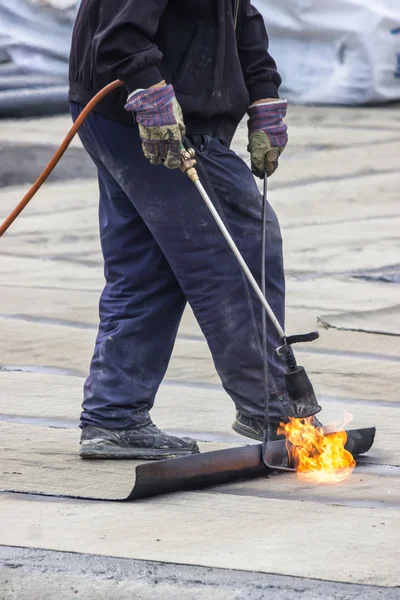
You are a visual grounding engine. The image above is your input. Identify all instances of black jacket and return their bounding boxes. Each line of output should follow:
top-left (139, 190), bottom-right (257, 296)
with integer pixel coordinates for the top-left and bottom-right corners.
top-left (69, 0), bottom-right (281, 145)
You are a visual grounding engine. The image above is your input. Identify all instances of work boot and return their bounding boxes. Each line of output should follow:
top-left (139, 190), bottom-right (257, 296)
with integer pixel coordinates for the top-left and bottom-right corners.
top-left (232, 411), bottom-right (324, 442)
top-left (80, 423), bottom-right (200, 459)
top-left (232, 412), bottom-right (285, 442)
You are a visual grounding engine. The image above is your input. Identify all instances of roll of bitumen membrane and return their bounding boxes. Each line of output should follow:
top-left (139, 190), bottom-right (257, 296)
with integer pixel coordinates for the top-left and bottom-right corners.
top-left (130, 427), bottom-right (376, 500)
top-left (1, 427), bottom-right (376, 502)
top-left (0, 86), bottom-right (69, 118)
top-left (0, 75), bottom-right (66, 91)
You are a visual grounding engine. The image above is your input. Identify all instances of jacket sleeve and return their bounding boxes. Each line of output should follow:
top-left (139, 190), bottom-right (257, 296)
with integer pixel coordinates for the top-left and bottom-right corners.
top-left (237, 1), bottom-right (281, 103)
top-left (92, 0), bottom-right (168, 93)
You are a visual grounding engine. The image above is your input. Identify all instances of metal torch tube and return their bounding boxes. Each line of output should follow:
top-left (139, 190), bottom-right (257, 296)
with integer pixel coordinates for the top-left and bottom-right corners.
top-left (194, 179), bottom-right (286, 340)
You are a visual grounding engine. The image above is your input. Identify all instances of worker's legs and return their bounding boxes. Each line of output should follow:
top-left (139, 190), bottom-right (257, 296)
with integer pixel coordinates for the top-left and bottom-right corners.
top-left (71, 105), bottom-right (187, 429)
top-left (84, 171), bottom-right (188, 429)
top-left (72, 104), bottom-right (291, 425)
top-left (190, 135), bottom-right (290, 421)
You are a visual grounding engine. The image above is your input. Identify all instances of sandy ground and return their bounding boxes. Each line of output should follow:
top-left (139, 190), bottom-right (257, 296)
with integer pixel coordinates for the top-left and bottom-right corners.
top-left (0, 104), bottom-right (400, 598)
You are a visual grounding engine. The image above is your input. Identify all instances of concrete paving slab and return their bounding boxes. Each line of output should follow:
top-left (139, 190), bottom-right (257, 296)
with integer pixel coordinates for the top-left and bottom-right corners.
top-left (278, 143), bottom-right (398, 189)
top-left (280, 126), bottom-right (400, 148)
top-left (283, 215), bottom-right (400, 274)
top-left (273, 172), bottom-right (400, 229)
top-left (320, 306), bottom-right (400, 337)
top-left (0, 118), bottom-right (94, 187)
top-left (0, 423), bottom-right (137, 499)
top-left (233, 128), bottom-right (399, 189)
top-left (264, 104), bottom-right (400, 131)
top-left (0, 255), bottom-right (103, 291)
top-left (0, 316), bottom-right (218, 383)
top-left (0, 285), bottom-right (203, 339)
top-left (295, 349), bottom-right (400, 405)
top-left (0, 142), bottom-right (95, 188)
top-left (0, 118), bottom-right (84, 149)
top-left (286, 277), bottom-right (400, 313)
top-left (0, 286), bottom-right (101, 329)
top-left (297, 327), bottom-right (400, 361)
top-left (0, 317), bottom-right (94, 378)
top-left (1, 314), bottom-right (399, 404)
top-left (0, 180), bottom-right (97, 218)
top-left (1, 491), bottom-right (399, 586)
top-left (214, 463), bottom-right (400, 509)
top-left (1, 207), bottom-right (102, 260)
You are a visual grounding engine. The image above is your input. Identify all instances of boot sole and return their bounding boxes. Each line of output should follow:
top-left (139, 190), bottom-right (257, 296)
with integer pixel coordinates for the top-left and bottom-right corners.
top-left (80, 442), bottom-right (200, 460)
top-left (231, 420), bottom-right (263, 442)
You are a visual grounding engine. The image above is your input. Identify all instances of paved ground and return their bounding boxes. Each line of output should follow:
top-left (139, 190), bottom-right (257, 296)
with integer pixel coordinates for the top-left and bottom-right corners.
top-left (2, 546), bottom-right (399, 600)
top-left (0, 104), bottom-right (400, 598)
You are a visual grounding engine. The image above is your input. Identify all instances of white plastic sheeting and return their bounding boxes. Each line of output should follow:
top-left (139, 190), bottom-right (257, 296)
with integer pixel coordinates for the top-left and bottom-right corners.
top-left (1, 0), bottom-right (399, 110)
top-left (0, 0), bottom-right (76, 115)
top-left (253, 0), bottom-right (400, 104)
top-left (0, 0), bottom-right (75, 80)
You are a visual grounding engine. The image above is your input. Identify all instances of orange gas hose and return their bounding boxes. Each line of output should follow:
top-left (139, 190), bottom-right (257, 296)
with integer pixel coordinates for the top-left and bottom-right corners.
top-left (0, 79), bottom-right (124, 238)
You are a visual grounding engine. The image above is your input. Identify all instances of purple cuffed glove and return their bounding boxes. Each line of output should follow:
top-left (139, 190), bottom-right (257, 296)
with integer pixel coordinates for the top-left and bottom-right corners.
top-left (247, 100), bottom-right (288, 178)
top-left (125, 84), bottom-right (185, 169)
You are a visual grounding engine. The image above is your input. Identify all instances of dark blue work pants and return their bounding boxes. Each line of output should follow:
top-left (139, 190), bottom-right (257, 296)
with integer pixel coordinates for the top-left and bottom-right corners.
top-left (70, 103), bottom-right (291, 429)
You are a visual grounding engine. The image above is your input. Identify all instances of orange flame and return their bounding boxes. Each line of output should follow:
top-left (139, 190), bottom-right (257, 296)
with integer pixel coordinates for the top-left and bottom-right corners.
top-left (278, 416), bottom-right (356, 484)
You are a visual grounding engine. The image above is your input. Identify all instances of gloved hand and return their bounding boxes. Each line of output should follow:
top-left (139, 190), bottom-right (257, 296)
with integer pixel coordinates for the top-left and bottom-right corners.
top-left (125, 84), bottom-right (185, 169)
top-left (247, 99), bottom-right (288, 178)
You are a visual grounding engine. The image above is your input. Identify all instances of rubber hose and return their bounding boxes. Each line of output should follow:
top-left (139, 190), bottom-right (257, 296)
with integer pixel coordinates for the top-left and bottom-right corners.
top-left (261, 176), bottom-right (270, 431)
top-left (0, 79), bottom-right (124, 237)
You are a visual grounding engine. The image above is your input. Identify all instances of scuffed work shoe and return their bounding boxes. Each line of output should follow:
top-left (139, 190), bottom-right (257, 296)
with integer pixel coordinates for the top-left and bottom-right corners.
top-left (232, 411), bottom-right (324, 443)
top-left (232, 412), bottom-right (285, 442)
top-left (80, 423), bottom-right (200, 460)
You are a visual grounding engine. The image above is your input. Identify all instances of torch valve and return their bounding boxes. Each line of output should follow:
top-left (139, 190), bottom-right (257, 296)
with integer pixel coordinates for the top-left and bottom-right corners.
top-left (181, 147), bottom-right (199, 183)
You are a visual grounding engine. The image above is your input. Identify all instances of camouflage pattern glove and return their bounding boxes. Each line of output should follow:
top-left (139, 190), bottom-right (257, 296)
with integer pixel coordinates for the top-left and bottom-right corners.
top-left (125, 84), bottom-right (185, 169)
top-left (247, 100), bottom-right (288, 178)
